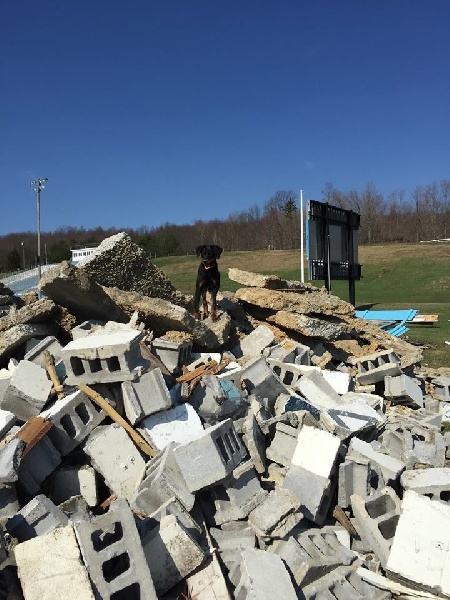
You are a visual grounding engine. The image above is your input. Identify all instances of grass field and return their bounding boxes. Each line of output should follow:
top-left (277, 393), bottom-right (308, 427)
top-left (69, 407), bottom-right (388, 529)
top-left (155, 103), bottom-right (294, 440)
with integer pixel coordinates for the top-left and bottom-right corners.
top-left (153, 243), bottom-right (450, 369)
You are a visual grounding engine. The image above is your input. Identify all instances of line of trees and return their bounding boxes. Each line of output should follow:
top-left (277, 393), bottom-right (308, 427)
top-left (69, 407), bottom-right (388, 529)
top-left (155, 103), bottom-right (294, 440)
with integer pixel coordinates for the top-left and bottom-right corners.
top-left (1, 179), bottom-right (449, 273)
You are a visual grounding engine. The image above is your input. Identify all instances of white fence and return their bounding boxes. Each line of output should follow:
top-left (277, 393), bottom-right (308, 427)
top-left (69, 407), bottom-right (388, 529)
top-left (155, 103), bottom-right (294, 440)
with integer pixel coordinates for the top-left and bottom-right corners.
top-left (0, 264), bottom-right (58, 285)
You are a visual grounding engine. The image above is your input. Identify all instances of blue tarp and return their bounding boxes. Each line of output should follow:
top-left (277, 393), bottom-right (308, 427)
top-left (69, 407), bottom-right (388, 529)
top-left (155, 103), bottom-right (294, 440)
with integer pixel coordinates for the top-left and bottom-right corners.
top-left (354, 309), bottom-right (418, 337)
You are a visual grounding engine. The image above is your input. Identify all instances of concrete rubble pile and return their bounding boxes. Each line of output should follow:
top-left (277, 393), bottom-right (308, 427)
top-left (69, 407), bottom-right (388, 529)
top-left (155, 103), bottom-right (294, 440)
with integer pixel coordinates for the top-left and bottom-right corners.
top-left (0, 234), bottom-right (449, 599)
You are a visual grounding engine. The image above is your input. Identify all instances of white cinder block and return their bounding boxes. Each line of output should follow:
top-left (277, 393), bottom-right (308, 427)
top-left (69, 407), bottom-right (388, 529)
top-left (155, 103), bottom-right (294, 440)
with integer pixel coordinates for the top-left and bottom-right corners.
top-left (386, 490), bottom-right (450, 596)
top-left (291, 426), bottom-right (341, 478)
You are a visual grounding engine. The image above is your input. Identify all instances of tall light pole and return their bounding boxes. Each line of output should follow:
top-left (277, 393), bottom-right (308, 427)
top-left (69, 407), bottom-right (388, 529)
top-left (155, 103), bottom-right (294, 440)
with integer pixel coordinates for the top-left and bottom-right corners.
top-left (30, 178), bottom-right (48, 288)
top-left (300, 189), bottom-right (305, 283)
top-left (21, 241), bottom-right (25, 270)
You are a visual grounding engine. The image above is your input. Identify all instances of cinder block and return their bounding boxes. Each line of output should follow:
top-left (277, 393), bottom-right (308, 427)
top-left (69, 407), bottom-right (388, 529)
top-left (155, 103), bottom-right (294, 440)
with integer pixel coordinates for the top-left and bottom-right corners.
top-left (383, 374), bottom-right (424, 408)
top-left (1, 360), bottom-right (52, 421)
top-left (349, 437), bottom-right (405, 485)
top-left (189, 375), bottom-right (241, 423)
top-left (70, 319), bottom-right (105, 340)
top-left (386, 490), bottom-right (450, 596)
top-left (322, 401), bottom-right (385, 440)
top-left (209, 524), bottom-right (256, 570)
top-left (351, 487), bottom-right (401, 567)
top-left (293, 370), bottom-right (344, 410)
top-left (239, 356), bottom-right (288, 410)
top-left (173, 419), bottom-right (247, 492)
top-left (61, 323), bottom-right (147, 384)
top-left (338, 457), bottom-right (371, 508)
top-left (83, 423), bottom-right (146, 500)
top-left (18, 436), bottom-right (61, 496)
top-left (382, 422), bottom-right (445, 469)
top-left (267, 359), bottom-right (318, 389)
top-left (264, 338), bottom-right (310, 366)
top-left (6, 494), bottom-right (68, 542)
top-left (41, 389), bottom-right (105, 455)
top-left (228, 547), bottom-right (298, 600)
top-left (321, 369), bottom-right (353, 395)
top-left (151, 336), bottom-right (192, 375)
top-left (432, 376), bottom-right (450, 402)
top-left (242, 412), bottom-right (266, 474)
top-left (283, 465), bottom-right (334, 526)
top-left (233, 324), bottom-right (275, 358)
top-left (23, 335), bottom-right (63, 367)
top-left (142, 496), bottom-right (202, 541)
top-left (138, 402), bottom-right (203, 452)
top-left (211, 460), bottom-right (267, 524)
top-left (248, 488), bottom-right (302, 539)
top-left (132, 442), bottom-right (195, 515)
top-left (141, 514), bottom-right (205, 596)
top-left (121, 367), bottom-right (172, 425)
top-left (73, 498), bottom-right (157, 599)
top-left (401, 467), bottom-right (450, 501)
top-left (291, 425), bottom-right (342, 479)
top-left (15, 525), bottom-right (95, 600)
top-left (273, 526), bottom-right (356, 587)
top-left (266, 422), bottom-right (298, 467)
top-left (300, 565), bottom-right (391, 600)
top-left (353, 349), bottom-right (402, 386)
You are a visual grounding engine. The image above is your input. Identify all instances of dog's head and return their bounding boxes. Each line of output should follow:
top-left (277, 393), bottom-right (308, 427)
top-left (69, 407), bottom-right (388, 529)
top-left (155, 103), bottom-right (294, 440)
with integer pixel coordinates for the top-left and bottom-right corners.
top-left (196, 245), bottom-right (223, 264)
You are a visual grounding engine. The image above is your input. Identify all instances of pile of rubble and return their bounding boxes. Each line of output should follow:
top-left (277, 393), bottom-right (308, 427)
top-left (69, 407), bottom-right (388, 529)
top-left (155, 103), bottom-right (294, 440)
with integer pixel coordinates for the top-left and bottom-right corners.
top-left (0, 233), bottom-right (450, 599)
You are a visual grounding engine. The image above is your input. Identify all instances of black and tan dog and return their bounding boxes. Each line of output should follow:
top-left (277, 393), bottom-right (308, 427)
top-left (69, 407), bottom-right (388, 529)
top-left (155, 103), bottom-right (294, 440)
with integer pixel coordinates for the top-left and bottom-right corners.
top-left (193, 244), bottom-right (223, 321)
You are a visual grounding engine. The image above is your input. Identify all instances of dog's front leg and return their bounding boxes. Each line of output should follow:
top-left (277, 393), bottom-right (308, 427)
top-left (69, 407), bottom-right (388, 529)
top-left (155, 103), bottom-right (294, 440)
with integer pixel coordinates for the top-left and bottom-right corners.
top-left (202, 288), bottom-right (209, 319)
top-left (193, 283), bottom-right (203, 320)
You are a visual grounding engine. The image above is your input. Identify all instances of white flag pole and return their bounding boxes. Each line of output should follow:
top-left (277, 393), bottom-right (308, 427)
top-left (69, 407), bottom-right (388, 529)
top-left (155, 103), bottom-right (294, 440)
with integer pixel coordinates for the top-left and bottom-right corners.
top-left (300, 189), bottom-right (305, 283)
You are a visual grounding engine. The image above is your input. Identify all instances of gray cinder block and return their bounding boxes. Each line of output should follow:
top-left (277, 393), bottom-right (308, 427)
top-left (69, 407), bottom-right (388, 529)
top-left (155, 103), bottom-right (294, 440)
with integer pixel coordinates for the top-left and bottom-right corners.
top-left (141, 515), bottom-right (205, 596)
top-left (6, 494), bottom-right (68, 542)
top-left (121, 367), bottom-right (172, 425)
top-left (248, 488), bottom-right (302, 539)
top-left (42, 389), bottom-right (105, 456)
top-left (151, 337), bottom-right (192, 375)
top-left (83, 424), bottom-right (146, 501)
top-left (73, 498), bottom-right (157, 599)
top-left (228, 547), bottom-right (298, 600)
top-left (351, 487), bottom-right (401, 568)
top-left (132, 442), bottom-right (195, 515)
top-left (1, 360), bottom-right (52, 421)
top-left (173, 419), bottom-right (247, 492)
top-left (61, 323), bottom-right (147, 384)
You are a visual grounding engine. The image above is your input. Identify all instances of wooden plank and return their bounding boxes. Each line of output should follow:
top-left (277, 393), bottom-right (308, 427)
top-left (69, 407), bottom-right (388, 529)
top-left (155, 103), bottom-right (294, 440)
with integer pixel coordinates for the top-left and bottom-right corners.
top-left (78, 384), bottom-right (156, 458)
top-left (408, 314), bottom-right (439, 324)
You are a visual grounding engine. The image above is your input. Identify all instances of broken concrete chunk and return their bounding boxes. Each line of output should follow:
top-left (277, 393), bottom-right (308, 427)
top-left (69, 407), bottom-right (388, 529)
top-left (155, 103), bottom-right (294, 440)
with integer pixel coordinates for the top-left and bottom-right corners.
top-left (141, 514), bottom-right (205, 596)
top-left (15, 524), bottom-right (95, 600)
top-left (1, 360), bottom-right (52, 421)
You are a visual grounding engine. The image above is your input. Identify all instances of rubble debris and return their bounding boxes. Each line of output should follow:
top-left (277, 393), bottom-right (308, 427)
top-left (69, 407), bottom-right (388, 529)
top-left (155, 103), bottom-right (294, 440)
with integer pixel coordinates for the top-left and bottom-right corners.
top-left (2, 241), bottom-right (450, 599)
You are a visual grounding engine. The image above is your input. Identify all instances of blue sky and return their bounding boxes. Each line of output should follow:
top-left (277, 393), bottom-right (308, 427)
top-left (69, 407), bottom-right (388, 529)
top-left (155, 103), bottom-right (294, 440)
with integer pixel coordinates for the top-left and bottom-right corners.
top-left (2, 0), bottom-right (449, 236)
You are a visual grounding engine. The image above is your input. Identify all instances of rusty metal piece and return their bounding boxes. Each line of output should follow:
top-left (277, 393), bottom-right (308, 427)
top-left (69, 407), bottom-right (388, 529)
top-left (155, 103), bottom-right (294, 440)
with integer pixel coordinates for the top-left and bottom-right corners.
top-left (15, 416), bottom-right (53, 457)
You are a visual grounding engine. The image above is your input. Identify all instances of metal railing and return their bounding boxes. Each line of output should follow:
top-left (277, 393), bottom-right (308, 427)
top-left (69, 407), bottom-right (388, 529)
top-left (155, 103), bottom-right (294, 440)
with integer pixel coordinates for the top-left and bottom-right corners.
top-left (0, 264), bottom-right (58, 285)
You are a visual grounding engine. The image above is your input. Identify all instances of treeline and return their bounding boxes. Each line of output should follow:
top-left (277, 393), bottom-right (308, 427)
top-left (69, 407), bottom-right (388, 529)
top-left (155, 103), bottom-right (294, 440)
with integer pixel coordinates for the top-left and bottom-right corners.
top-left (1, 180), bottom-right (449, 273)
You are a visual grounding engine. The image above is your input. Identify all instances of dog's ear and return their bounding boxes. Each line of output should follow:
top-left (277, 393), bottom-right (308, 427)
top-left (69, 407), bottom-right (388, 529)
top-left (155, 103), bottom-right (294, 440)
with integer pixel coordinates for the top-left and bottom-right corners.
top-left (212, 245), bottom-right (223, 259)
top-left (196, 245), bottom-right (206, 257)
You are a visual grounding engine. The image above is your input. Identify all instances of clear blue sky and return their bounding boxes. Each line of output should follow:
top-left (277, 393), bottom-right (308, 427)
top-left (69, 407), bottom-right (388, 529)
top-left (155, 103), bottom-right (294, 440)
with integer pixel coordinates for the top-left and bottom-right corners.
top-left (2, 0), bottom-right (449, 236)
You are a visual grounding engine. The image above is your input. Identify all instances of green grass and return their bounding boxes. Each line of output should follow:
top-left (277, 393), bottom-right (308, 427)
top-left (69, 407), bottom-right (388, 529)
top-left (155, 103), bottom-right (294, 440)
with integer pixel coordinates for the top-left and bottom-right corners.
top-left (153, 244), bottom-right (450, 369)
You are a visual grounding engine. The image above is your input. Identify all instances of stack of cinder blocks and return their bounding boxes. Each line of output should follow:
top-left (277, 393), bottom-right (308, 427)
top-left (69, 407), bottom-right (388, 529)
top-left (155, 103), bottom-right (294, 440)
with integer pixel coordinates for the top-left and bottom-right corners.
top-left (1, 311), bottom-right (450, 600)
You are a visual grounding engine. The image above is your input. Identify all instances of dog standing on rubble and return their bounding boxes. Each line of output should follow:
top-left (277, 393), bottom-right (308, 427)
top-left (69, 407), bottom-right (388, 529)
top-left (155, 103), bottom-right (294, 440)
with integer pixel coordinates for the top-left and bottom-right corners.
top-left (194, 244), bottom-right (223, 321)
